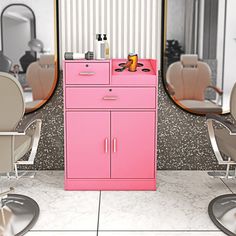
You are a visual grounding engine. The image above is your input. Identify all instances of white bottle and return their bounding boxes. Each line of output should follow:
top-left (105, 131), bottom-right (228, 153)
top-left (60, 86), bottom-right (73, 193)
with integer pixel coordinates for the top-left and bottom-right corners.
top-left (103, 34), bottom-right (110, 59)
top-left (94, 34), bottom-right (99, 59)
top-left (96, 34), bottom-right (105, 59)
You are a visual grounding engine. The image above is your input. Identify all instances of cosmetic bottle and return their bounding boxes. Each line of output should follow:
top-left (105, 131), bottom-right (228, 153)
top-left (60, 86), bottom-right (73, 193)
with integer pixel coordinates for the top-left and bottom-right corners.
top-left (103, 34), bottom-right (110, 59)
top-left (96, 34), bottom-right (105, 59)
top-left (94, 34), bottom-right (99, 59)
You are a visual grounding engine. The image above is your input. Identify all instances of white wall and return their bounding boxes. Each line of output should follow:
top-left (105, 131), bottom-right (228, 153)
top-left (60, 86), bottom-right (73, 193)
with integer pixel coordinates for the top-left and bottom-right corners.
top-left (0, 0), bottom-right (55, 54)
top-left (167, 0), bottom-right (186, 46)
top-left (3, 17), bottom-right (31, 67)
top-left (59, 0), bottom-right (162, 64)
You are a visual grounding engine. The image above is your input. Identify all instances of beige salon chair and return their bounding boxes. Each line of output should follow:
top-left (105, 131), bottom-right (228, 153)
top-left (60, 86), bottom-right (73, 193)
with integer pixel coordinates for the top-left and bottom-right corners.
top-left (166, 54), bottom-right (223, 114)
top-left (25, 55), bottom-right (55, 112)
top-left (0, 51), bottom-right (12, 73)
top-left (0, 72), bottom-right (42, 178)
top-left (207, 83), bottom-right (236, 178)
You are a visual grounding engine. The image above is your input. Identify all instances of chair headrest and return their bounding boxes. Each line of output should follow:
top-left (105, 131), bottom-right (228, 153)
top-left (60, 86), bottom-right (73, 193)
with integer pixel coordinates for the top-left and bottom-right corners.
top-left (39, 55), bottom-right (55, 66)
top-left (181, 54), bottom-right (198, 67)
top-left (0, 72), bottom-right (25, 131)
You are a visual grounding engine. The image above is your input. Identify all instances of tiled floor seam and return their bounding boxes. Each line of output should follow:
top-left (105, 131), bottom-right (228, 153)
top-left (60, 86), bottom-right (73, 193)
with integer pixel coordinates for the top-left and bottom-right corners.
top-left (30, 230), bottom-right (97, 232)
top-left (221, 179), bottom-right (234, 194)
top-left (97, 230), bottom-right (223, 232)
top-left (97, 191), bottom-right (102, 236)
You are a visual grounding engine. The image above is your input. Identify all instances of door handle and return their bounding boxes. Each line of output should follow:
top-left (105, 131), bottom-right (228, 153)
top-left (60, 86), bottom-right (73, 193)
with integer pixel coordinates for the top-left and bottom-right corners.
top-left (113, 138), bottom-right (117, 153)
top-left (103, 96), bottom-right (118, 100)
top-left (104, 138), bottom-right (109, 153)
top-left (79, 72), bottom-right (96, 76)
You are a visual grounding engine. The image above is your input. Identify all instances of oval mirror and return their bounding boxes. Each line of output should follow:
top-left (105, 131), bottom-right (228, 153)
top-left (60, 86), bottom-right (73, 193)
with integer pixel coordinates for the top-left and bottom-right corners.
top-left (209, 194), bottom-right (236, 236)
top-left (0, 1), bottom-right (58, 113)
top-left (162, 0), bottom-right (236, 115)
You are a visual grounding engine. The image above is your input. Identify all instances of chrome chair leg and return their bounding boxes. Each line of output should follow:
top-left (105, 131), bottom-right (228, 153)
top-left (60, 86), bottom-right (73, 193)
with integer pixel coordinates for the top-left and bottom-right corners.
top-left (208, 162), bottom-right (236, 179)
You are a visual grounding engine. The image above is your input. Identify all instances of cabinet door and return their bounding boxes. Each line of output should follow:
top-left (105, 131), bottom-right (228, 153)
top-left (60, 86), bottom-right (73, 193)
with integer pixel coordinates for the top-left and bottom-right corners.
top-left (66, 112), bottom-right (110, 179)
top-left (111, 112), bottom-right (155, 179)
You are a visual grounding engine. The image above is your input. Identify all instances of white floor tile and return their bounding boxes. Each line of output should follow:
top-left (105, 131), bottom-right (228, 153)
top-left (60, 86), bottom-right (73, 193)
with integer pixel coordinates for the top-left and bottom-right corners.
top-left (0, 171), bottom-right (231, 234)
top-left (98, 232), bottom-right (225, 236)
top-left (0, 171), bottom-right (100, 231)
top-left (99, 171), bottom-right (231, 231)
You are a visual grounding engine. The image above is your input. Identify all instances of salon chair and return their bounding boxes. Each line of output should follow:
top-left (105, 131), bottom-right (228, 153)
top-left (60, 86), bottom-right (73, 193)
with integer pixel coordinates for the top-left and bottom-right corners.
top-left (0, 72), bottom-right (42, 178)
top-left (207, 82), bottom-right (236, 178)
top-left (25, 54), bottom-right (55, 112)
top-left (0, 51), bottom-right (12, 73)
top-left (166, 54), bottom-right (223, 114)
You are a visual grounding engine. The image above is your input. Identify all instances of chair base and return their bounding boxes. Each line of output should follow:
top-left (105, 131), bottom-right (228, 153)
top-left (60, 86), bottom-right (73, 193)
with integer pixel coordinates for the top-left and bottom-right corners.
top-left (208, 171), bottom-right (236, 179)
top-left (0, 171), bottom-right (36, 179)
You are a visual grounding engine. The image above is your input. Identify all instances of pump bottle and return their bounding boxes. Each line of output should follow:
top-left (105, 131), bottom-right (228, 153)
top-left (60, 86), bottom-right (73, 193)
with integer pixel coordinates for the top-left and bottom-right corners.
top-left (95, 34), bottom-right (105, 59)
top-left (103, 34), bottom-right (110, 59)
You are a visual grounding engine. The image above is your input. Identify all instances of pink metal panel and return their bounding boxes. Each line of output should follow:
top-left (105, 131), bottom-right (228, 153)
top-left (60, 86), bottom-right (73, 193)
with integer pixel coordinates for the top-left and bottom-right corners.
top-left (111, 112), bottom-right (155, 179)
top-left (66, 87), bottom-right (156, 109)
top-left (64, 59), bottom-right (157, 190)
top-left (65, 62), bottom-right (110, 85)
top-left (66, 112), bottom-right (110, 179)
top-left (63, 62), bottom-right (68, 185)
top-left (65, 179), bottom-right (156, 191)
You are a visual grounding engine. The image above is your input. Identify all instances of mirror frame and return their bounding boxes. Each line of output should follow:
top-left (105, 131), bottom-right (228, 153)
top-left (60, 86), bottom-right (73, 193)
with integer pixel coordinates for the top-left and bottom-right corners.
top-left (161, 0), bottom-right (228, 116)
top-left (0, 0), bottom-right (59, 114)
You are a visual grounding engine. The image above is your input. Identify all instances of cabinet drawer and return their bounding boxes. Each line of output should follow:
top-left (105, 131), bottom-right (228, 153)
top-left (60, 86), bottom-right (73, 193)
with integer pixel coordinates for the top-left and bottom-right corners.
top-left (65, 87), bottom-right (156, 109)
top-left (65, 62), bottom-right (110, 85)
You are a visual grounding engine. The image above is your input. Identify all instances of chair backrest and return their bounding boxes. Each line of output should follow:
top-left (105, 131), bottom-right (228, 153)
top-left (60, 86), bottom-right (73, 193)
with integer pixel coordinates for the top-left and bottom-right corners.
top-left (0, 51), bottom-right (12, 72)
top-left (19, 51), bottom-right (37, 73)
top-left (26, 55), bottom-right (55, 100)
top-left (0, 72), bottom-right (25, 131)
top-left (230, 82), bottom-right (236, 121)
top-left (166, 54), bottom-right (212, 101)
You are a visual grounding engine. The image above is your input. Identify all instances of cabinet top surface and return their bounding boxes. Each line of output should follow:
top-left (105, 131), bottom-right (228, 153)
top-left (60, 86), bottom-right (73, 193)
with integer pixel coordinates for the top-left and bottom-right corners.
top-left (112, 59), bottom-right (157, 76)
top-left (64, 59), bottom-right (110, 63)
top-left (64, 59), bottom-right (157, 72)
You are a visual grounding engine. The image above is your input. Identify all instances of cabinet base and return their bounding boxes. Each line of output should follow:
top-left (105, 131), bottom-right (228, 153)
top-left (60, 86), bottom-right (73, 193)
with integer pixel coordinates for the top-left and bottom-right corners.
top-left (65, 178), bottom-right (156, 191)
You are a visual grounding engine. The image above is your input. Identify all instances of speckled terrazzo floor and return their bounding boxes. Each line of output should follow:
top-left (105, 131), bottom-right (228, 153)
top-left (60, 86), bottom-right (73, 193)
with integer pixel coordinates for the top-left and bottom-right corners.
top-left (19, 73), bottom-right (231, 170)
top-left (1, 171), bottom-right (233, 235)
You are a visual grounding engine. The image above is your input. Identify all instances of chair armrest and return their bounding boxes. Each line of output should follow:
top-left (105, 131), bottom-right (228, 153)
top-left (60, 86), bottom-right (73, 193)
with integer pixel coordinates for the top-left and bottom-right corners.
top-left (207, 85), bottom-right (223, 95)
top-left (166, 82), bottom-right (175, 96)
top-left (15, 113), bottom-right (42, 165)
top-left (16, 113), bottom-right (42, 133)
top-left (0, 132), bottom-right (25, 136)
top-left (206, 114), bottom-right (236, 134)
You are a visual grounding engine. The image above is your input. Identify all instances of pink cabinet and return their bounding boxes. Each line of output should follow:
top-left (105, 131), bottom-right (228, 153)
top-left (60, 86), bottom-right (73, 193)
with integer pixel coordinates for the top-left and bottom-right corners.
top-left (66, 112), bottom-right (110, 179)
top-left (111, 112), bottom-right (155, 179)
top-left (65, 62), bottom-right (110, 85)
top-left (64, 59), bottom-right (158, 190)
top-left (65, 87), bottom-right (156, 109)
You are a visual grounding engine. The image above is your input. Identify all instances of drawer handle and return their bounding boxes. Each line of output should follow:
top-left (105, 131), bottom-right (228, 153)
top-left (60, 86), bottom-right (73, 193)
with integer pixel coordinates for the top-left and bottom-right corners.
top-left (103, 96), bottom-right (118, 100)
top-left (105, 138), bottom-right (109, 153)
top-left (79, 72), bottom-right (96, 76)
top-left (113, 138), bottom-right (117, 153)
